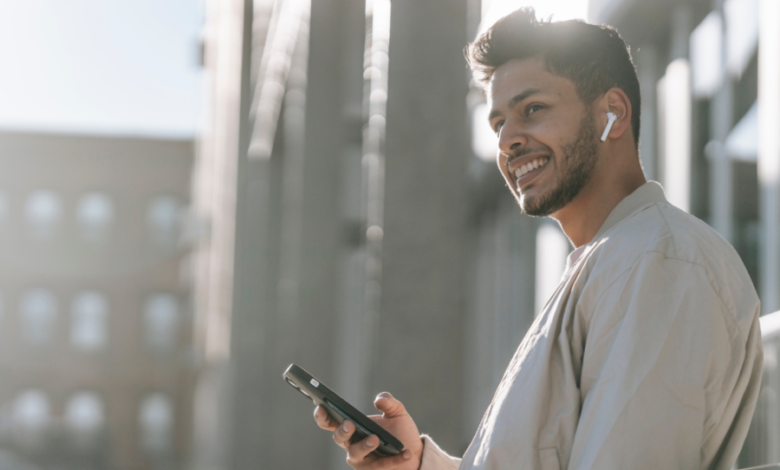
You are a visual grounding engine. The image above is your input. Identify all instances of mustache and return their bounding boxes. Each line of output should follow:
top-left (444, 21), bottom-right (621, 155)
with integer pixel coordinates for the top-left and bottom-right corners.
top-left (507, 145), bottom-right (554, 162)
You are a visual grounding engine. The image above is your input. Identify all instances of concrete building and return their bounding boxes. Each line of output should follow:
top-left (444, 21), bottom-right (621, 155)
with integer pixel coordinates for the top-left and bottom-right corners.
top-left (0, 132), bottom-right (196, 470)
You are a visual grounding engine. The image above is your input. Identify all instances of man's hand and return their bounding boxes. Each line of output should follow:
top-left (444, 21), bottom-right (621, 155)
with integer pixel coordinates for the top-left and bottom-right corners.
top-left (313, 392), bottom-right (424, 470)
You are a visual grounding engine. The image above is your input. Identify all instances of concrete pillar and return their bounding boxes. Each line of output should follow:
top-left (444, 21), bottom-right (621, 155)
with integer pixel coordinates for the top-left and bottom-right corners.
top-left (709, 0), bottom-right (734, 243)
top-left (225, 1), bottom-right (283, 470)
top-left (535, 220), bottom-right (570, 315)
top-left (464, 199), bottom-right (536, 447)
top-left (635, 44), bottom-right (659, 181)
top-left (190, 0), bottom-right (258, 469)
top-left (759, 0), bottom-right (780, 313)
top-left (372, 0), bottom-right (470, 454)
top-left (662, 5), bottom-right (692, 212)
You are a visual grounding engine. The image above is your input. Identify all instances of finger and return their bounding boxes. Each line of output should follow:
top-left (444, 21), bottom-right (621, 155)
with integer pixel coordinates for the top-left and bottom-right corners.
top-left (366, 449), bottom-right (413, 470)
top-left (333, 419), bottom-right (356, 449)
top-left (374, 392), bottom-right (408, 419)
top-left (313, 406), bottom-right (338, 431)
top-left (346, 434), bottom-right (381, 464)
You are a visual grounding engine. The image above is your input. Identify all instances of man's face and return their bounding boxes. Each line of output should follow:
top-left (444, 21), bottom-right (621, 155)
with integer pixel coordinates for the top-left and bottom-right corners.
top-left (487, 57), bottom-right (600, 217)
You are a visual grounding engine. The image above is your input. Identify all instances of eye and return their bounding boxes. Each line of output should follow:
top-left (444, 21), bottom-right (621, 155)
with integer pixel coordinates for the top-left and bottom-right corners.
top-left (492, 120), bottom-right (504, 135)
top-left (527, 104), bottom-right (545, 116)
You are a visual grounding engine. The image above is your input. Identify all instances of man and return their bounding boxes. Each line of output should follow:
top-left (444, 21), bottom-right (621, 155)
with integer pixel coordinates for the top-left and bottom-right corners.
top-left (314, 8), bottom-right (763, 470)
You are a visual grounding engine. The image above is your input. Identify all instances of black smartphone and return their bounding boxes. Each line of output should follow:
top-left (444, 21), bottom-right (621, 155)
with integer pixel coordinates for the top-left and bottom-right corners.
top-left (283, 363), bottom-right (404, 456)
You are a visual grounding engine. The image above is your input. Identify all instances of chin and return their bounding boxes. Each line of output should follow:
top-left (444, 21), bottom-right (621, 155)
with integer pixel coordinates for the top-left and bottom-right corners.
top-left (519, 187), bottom-right (560, 218)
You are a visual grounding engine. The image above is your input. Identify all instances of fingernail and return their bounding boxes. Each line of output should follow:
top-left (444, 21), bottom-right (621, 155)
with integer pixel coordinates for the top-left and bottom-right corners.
top-left (366, 435), bottom-right (378, 447)
top-left (403, 450), bottom-right (411, 460)
top-left (342, 420), bottom-right (351, 432)
top-left (313, 406), bottom-right (321, 418)
top-left (376, 392), bottom-right (390, 400)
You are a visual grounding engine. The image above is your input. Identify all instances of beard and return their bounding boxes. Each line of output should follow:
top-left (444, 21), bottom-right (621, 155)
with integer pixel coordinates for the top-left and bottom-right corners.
top-left (519, 113), bottom-right (599, 217)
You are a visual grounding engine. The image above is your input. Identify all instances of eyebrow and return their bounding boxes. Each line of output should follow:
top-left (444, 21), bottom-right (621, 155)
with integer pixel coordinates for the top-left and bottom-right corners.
top-left (488, 88), bottom-right (544, 121)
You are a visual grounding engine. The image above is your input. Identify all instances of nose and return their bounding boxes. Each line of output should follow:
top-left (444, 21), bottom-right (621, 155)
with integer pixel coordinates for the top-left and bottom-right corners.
top-left (497, 120), bottom-right (527, 155)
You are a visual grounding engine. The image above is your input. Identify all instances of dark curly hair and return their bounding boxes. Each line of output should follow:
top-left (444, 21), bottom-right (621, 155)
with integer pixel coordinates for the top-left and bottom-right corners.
top-left (466, 8), bottom-right (641, 148)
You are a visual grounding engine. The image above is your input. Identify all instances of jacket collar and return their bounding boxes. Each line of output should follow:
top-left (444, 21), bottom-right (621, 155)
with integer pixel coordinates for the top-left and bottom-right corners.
top-left (592, 181), bottom-right (667, 242)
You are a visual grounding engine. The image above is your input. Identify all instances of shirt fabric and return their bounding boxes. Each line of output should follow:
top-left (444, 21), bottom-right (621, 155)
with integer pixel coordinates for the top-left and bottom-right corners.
top-left (419, 181), bottom-right (763, 470)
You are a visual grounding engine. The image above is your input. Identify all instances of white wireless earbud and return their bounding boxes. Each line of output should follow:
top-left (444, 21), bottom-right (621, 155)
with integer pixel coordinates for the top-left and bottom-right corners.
top-left (600, 112), bottom-right (617, 142)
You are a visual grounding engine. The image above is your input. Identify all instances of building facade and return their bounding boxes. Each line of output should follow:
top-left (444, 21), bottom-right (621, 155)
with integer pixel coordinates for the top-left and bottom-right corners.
top-left (0, 132), bottom-right (196, 470)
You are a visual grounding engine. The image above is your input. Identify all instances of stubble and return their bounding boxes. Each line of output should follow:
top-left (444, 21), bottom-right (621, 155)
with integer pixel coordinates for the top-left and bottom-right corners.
top-left (521, 113), bottom-right (600, 217)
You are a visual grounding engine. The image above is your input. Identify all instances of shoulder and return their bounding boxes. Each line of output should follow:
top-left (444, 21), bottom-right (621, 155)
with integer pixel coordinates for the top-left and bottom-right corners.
top-left (578, 201), bottom-right (758, 338)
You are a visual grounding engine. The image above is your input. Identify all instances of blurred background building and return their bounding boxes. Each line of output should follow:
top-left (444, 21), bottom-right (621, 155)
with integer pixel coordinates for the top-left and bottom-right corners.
top-left (0, 1), bottom-right (201, 469)
top-left (1, 0), bottom-right (780, 468)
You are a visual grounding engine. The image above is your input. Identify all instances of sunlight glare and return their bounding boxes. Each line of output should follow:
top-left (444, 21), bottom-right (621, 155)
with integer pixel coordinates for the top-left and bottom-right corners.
top-left (479, 0), bottom-right (589, 35)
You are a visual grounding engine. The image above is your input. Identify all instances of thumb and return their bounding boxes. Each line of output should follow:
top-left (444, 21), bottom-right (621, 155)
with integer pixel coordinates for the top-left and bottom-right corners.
top-left (374, 392), bottom-right (408, 418)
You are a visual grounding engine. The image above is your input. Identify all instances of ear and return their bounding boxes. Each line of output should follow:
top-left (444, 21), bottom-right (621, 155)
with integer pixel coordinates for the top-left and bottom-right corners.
top-left (600, 88), bottom-right (632, 141)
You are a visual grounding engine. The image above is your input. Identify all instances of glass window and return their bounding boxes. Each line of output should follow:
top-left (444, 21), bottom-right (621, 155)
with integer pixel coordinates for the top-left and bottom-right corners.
top-left (13, 390), bottom-right (50, 430)
top-left (147, 197), bottom-right (180, 244)
top-left (25, 190), bottom-right (62, 238)
top-left (71, 291), bottom-right (108, 351)
top-left (65, 392), bottom-right (104, 433)
top-left (77, 193), bottom-right (114, 240)
top-left (138, 393), bottom-right (173, 453)
top-left (144, 294), bottom-right (179, 351)
top-left (19, 289), bottom-right (57, 345)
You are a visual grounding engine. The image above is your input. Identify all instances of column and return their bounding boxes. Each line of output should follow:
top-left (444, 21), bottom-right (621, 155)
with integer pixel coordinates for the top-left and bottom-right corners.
top-left (709, 0), bottom-right (733, 242)
top-left (759, 0), bottom-right (780, 314)
top-left (662, 4), bottom-right (692, 212)
top-left (372, 0), bottom-right (470, 453)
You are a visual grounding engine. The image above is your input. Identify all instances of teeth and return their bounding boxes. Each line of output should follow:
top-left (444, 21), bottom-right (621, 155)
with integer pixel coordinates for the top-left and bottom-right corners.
top-left (512, 157), bottom-right (549, 180)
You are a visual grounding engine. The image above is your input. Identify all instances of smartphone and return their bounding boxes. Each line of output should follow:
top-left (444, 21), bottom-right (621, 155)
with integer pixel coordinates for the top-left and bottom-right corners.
top-left (283, 363), bottom-right (404, 456)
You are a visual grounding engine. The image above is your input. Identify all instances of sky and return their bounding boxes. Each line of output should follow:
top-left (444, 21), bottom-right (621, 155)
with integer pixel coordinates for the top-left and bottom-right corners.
top-left (0, 0), bottom-right (203, 139)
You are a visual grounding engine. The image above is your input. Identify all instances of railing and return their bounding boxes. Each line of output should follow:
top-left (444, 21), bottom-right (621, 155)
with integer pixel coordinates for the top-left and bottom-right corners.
top-left (740, 311), bottom-right (780, 468)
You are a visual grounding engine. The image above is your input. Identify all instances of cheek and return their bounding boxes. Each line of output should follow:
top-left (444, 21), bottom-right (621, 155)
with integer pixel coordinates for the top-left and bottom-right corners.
top-left (496, 154), bottom-right (510, 178)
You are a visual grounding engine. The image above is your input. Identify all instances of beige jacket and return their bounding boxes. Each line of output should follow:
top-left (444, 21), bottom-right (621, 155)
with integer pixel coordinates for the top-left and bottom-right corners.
top-left (420, 182), bottom-right (763, 470)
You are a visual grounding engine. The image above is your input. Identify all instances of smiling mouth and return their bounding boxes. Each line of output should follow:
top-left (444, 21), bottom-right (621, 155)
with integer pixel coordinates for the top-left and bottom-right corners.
top-left (513, 156), bottom-right (549, 188)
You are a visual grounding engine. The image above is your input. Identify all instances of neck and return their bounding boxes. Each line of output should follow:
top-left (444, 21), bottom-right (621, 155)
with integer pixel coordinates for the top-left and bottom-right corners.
top-left (552, 148), bottom-right (647, 248)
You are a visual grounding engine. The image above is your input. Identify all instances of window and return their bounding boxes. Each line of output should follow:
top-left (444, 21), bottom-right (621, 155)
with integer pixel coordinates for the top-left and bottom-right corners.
top-left (19, 289), bottom-right (57, 345)
top-left (147, 197), bottom-right (180, 244)
top-left (139, 393), bottom-right (173, 453)
top-left (71, 291), bottom-right (108, 351)
top-left (13, 390), bottom-right (50, 430)
top-left (65, 392), bottom-right (104, 432)
top-left (65, 392), bottom-right (105, 449)
top-left (77, 193), bottom-right (114, 240)
top-left (144, 294), bottom-right (179, 351)
top-left (25, 190), bottom-right (62, 238)
top-left (13, 390), bottom-right (50, 448)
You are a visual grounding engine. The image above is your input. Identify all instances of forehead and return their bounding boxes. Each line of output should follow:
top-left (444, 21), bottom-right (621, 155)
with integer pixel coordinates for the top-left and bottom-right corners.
top-left (487, 57), bottom-right (578, 108)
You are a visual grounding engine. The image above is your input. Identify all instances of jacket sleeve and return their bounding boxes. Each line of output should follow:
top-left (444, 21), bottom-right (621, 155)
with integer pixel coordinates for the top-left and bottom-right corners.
top-left (418, 435), bottom-right (461, 470)
top-left (568, 253), bottom-right (762, 470)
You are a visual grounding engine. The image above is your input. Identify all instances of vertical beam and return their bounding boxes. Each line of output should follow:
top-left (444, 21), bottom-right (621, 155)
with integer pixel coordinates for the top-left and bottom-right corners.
top-left (373, 0), bottom-right (470, 453)
top-left (226, 1), bottom-right (281, 470)
top-left (709, 0), bottom-right (733, 242)
top-left (190, 0), bottom-right (257, 469)
top-left (663, 59), bottom-right (691, 213)
top-left (759, 0), bottom-right (780, 313)
top-left (635, 44), bottom-right (658, 181)
top-left (268, 0), bottom-right (368, 469)
top-left (534, 220), bottom-right (570, 315)
top-left (663, 5), bottom-right (692, 213)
